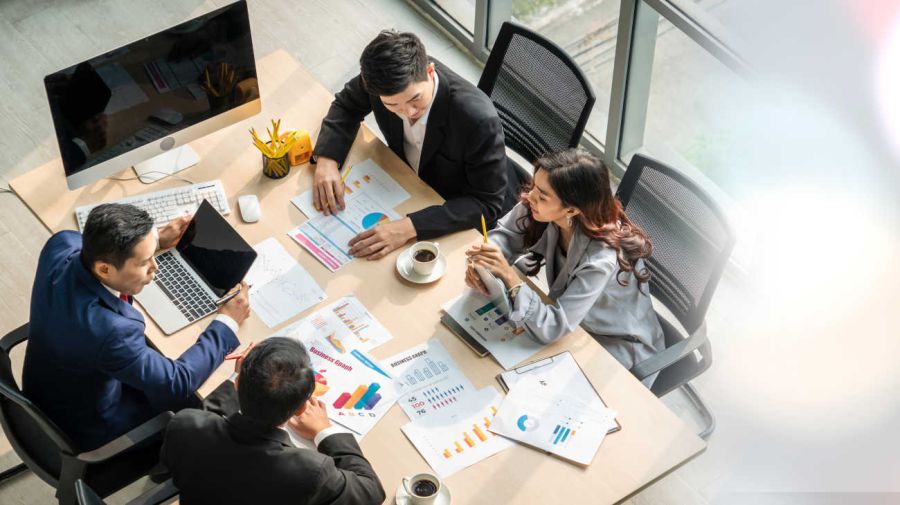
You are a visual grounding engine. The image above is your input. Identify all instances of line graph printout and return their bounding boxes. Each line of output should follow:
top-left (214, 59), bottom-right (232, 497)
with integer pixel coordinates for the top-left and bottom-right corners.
top-left (384, 339), bottom-right (476, 421)
top-left (244, 238), bottom-right (326, 327)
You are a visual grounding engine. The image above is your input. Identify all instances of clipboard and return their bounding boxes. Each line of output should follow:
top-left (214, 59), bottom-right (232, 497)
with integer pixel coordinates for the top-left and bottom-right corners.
top-left (496, 351), bottom-right (621, 434)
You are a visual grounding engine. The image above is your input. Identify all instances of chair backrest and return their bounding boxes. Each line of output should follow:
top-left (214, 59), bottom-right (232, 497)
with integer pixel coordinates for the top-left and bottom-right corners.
top-left (616, 155), bottom-right (736, 334)
top-left (0, 324), bottom-right (79, 486)
top-left (478, 21), bottom-right (596, 164)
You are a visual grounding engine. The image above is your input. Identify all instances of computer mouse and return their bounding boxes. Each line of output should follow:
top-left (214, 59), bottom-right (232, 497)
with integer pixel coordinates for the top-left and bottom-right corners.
top-left (150, 108), bottom-right (183, 125)
top-left (238, 194), bottom-right (261, 223)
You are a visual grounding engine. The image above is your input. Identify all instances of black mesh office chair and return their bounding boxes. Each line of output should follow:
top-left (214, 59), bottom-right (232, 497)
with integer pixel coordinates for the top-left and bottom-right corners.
top-left (0, 323), bottom-right (173, 505)
top-left (75, 478), bottom-right (178, 505)
top-left (616, 154), bottom-right (736, 439)
top-left (478, 21), bottom-right (596, 185)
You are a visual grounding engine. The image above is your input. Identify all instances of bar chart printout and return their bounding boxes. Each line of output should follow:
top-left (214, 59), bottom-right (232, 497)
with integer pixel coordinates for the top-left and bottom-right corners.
top-left (384, 339), bottom-right (476, 421)
top-left (490, 379), bottom-right (618, 465)
top-left (401, 387), bottom-right (513, 478)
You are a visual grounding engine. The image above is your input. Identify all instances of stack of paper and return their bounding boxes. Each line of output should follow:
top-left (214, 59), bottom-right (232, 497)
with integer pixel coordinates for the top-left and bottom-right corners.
top-left (385, 340), bottom-right (513, 477)
top-left (443, 289), bottom-right (544, 369)
top-left (490, 352), bottom-right (618, 465)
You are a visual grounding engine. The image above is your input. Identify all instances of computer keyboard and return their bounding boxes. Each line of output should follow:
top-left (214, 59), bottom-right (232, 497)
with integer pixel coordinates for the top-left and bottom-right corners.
top-left (74, 180), bottom-right (230, 231)
top-left (154, 252), bottom-right (218, 322)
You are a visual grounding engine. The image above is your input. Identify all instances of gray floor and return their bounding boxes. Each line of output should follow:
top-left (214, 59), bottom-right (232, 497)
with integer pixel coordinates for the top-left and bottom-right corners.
top-left (0, 1), bottom-right (733, 503)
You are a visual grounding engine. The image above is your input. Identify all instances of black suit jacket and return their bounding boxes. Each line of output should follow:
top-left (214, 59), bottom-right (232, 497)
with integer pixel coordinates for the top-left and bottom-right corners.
top-left (314, 60), bottom-right (517, 239)
top-left (159, 388), bottom-right (385, 505)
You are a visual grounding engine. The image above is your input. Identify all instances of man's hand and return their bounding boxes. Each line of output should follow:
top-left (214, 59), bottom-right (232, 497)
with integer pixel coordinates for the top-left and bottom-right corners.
top-left (157, 215), bottom-right (191, 250)
top-left (347, 218), bottom-right (416, 260)
top-left (312, 156), bottom-right (345, 215)
top-left (287, 397), bottom-right (332, 440)
top-left (217, 281), bottom-right (251, 325)
top-left (465, 243), bottom-right (519, 288)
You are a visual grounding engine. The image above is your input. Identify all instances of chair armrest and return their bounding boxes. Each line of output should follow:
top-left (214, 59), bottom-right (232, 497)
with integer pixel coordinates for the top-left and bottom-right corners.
top-left (0, 323), bottom-right (29, 354)
top-left (129, 478), bottom-right (179, 505)
top-left (76, 411), bottom-right (173, 464)
top-left (630, 320), bottom-right (707, 381)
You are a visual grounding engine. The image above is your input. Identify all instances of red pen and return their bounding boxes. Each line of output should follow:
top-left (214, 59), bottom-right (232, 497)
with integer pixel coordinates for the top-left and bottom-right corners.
top-left (224, 353), bottom-right (243, 361)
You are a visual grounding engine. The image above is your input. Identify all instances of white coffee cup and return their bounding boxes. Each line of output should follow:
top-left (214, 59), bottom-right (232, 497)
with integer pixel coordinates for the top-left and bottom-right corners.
top-left (410, 242), bottom-right (440, 276)
top-left (402, 472), bottom-right (442, 504)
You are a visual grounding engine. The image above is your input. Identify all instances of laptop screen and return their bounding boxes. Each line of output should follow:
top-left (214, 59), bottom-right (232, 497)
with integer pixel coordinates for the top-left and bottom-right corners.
top-left (176, 200), bottom-right (257, 297)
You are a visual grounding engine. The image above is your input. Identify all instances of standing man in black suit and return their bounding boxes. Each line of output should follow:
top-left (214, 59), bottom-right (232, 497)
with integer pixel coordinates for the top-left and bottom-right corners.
top-left (312, 30), bottom-right (518, 259)
top-left (159, 338), bottom-right (385, 505)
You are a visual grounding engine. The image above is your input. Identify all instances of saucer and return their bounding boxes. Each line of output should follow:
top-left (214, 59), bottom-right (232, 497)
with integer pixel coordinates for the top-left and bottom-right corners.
top-left (395, 481), bottom-right (451, 505)
top-left (396, 247), bottom-right (447, 284)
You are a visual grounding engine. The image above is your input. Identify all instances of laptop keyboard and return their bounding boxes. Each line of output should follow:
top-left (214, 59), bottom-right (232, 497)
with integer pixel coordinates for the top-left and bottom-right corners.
top-left (154, 252), bottom-right (217, 322)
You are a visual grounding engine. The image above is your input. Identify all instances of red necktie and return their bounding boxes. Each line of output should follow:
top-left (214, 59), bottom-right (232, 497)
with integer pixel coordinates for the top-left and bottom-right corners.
top-left (119, 293), bottom-right (131, 304)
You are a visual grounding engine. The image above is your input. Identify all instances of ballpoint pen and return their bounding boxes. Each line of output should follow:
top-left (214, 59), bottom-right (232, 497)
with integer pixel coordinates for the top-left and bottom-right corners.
top-left (215, 285), bottom-right (242, 306)
top-left (481, 214), bottom-right (489, 244)
top-left (340, 163), bottom-right (353, 184)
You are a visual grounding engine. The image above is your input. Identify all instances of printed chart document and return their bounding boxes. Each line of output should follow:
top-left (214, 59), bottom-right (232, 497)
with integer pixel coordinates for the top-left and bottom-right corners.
top-left (490, 380), bottom-right (617, 466)
top-left (282, 295), bottom-right (394, 353)
top-left (401, 386), bottom-right (513, 478)
top-left (267, 327), bottom-right (396, 437)
top-left (496, 351), bottom-right (620, 433)
top-left (244, 238), bottom-right (326, 327)
top-left (384, 339), bottom-right (476, 421)
top-left (443, 290), bottom-right (544, 369)
top-left (288, 192), bottom-right (400, 272)
top-left (291, 159), bottom-right (410, 218)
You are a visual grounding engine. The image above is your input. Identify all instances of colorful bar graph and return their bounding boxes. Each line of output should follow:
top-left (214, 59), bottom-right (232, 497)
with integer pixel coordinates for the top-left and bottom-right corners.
top-left (363, 393), bottom-right (382, 410)
top-left (463, 432), bottom-right (475, 447)
top-left (343, 385), bottom-right (368, 410)
top-left (332, 392), bottom-right (352, 409)
top-left (354, 383), bottom-right (381, 409)
top-left (473, 425), bottom-right (488, 442)
top-left (551, 424), bottom-right (572, 445)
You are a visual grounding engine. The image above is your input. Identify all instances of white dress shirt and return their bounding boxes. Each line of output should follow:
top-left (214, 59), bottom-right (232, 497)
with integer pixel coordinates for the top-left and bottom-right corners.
top-left (402, 71), bottom-right (440, 173)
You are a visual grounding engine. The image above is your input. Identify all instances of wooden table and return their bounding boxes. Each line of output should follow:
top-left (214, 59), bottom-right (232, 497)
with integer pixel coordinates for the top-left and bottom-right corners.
top-left (11, 49), bottom-right (705, 505)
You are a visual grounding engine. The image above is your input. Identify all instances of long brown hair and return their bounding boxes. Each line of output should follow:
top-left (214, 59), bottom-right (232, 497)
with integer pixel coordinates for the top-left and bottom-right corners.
top-left (517, 149), bottom-right (653, 286)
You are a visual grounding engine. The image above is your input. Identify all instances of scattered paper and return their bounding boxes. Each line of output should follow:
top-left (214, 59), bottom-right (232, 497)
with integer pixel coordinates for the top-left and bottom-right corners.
top-left (245, 238), bottom-right (326, 327)
top-left (384, 339), bottom-right (476, 422)
top-left (288, 192), bottom-right (400, 271)
top-left (266, 329), bottom-right (397, 437)
top-left (401, 387), bottom-right (513, 478)
top-left (443, 290), bottom-right (544, 369)
top-left (490, 380), bottom-right (617, 466)
top-left (291, 159), bottom-right (410, 218)
top-left (279, 295), bottom-right (394, 353)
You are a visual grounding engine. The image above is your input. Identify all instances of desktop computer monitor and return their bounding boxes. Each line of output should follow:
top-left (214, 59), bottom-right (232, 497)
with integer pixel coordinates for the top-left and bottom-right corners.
top-left (44, 0), bottom-right (260, 190)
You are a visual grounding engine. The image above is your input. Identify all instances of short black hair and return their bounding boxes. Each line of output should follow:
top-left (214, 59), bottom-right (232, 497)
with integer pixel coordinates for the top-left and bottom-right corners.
top-left (359, 30), bottom-right (429, 96)
top-left (238, 338), bottom-right (315, 428)
top-left (81, 203), bottom-right (154, 270)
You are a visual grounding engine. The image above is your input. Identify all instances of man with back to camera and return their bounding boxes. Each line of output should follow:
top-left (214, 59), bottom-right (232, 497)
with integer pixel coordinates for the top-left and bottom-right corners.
top-left (22, 203), bottom-right (250, 451)
top-left (159, 337), bottom-right (386, 505)
top-left (312, 30), bottom-right (521, 259)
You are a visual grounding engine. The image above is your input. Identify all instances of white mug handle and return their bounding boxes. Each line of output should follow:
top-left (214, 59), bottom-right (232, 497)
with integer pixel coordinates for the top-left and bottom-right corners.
top-left (402, 476), bottom-right (414, 497)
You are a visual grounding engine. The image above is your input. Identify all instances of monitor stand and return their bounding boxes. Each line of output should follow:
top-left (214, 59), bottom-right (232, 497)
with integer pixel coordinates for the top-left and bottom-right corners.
top-left (132, 145), bottom-right (200, 183)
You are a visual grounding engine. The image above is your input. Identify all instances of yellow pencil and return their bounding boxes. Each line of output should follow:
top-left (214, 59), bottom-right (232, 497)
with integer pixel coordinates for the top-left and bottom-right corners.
top-left (340, 164), bottom-right (353, 184)
top-left (481, 214), bottom-right (488, 244)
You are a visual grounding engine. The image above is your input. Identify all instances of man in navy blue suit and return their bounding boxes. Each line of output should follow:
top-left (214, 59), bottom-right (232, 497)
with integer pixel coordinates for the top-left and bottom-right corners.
top-left (22, 203), bottom-right (250, 450)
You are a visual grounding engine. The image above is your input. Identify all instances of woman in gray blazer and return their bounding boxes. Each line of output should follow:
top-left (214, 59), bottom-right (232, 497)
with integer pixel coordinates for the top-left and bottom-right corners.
top-left (465, 149), bottom-right (664, 386)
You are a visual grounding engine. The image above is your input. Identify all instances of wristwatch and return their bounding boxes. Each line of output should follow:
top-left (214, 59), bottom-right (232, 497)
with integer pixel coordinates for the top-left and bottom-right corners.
top-left (508, 283), bottom-right (523, 301)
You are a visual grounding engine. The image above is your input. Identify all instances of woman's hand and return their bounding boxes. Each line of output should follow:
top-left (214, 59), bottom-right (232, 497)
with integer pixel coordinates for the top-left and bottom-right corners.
top-left (465, 243), bottom-right (520, 289)
top-left (464, 261), bottom-right (490, 296)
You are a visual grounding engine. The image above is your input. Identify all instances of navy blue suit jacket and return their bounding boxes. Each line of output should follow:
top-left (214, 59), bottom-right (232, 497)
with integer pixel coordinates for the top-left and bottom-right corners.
top-left (22, 231), bottom-right (240, 450)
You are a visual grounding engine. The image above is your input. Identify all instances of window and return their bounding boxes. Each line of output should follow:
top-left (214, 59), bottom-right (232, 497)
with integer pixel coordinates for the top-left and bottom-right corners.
top-left (512, 0), bottom-right (620, 142)
top-left (434, 0), bottom-right (477, 35)
top-left (620, 3), bottom-right (751, 195)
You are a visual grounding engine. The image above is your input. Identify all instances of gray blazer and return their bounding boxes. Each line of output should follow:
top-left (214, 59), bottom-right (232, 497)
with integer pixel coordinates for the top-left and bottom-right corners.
top-left (490, 204), bottom-right (664, 385)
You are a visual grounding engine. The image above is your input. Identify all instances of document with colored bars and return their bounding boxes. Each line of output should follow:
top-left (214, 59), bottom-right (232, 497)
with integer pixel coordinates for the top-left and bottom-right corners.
top-left (288, 159), bottom-right (410, 271)
top-left (267, 329), bottom-right (397, 437)
top-left (386, 339), bottom-right (513, 477)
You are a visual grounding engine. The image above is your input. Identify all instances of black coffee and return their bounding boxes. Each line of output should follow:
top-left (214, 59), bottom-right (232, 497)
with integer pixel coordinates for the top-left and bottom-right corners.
top-left (412, 479), bottom-right (438, 497)
top-left (414, 250), bottom-right (436, 262)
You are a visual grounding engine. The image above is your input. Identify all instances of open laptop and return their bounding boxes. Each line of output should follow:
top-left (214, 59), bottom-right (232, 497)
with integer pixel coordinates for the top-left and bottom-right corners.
top-left (135, 199), bottom-right (257, 335)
